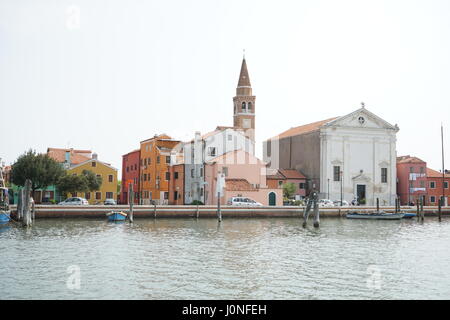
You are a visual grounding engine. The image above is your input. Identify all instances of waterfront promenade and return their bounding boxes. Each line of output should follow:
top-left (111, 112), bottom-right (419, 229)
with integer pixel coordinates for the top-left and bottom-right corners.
top-left (9, 205), bottom-right (450, 219)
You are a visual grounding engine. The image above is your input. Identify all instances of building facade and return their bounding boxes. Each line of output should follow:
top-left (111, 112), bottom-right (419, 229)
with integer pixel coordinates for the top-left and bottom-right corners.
top-left (426, 168), bottom-right (450, 206)
top-left (121, 149), bottom-right (141, 204)
top-left (396, 155), bottom-right (427, 205)
top-left (266, 169), bottom-right (307, 199)
top-left (264, 105), bottom-right (399, 205)
top-left (204, 150), bottom-right (282, 206)
top-left (67, 154), bottom-right (118, 204)
top-left (140, 134), bottom-right (181, 205)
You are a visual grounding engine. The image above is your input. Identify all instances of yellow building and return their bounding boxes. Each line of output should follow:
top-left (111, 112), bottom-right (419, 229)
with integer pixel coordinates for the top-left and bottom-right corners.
top-left (67, 154), bottom-right (118, 204)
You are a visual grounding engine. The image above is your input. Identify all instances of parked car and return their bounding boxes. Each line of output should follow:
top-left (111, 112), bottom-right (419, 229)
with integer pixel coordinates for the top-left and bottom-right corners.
top-left (104, 198), bottom-right (117, 205)
top-left (227, 197), bottom-right (263, 206)
top-left (58, 197), bottom-right (89, 205)
top-left (318, 199), bottom-right (334, 207)
top-left (333, 200), bottom-right (350, 206)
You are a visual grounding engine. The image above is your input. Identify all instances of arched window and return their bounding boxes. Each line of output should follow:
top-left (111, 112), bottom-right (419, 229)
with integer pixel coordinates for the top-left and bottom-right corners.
top-left (248, 102), bottom-right (252, 111)
top-left (242, 102), bottom-right (246, 112)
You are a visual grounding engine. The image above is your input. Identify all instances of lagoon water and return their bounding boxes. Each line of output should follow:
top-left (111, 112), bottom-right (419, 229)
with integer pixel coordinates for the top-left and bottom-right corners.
top-left (1, 217), bottom-right (450, 300)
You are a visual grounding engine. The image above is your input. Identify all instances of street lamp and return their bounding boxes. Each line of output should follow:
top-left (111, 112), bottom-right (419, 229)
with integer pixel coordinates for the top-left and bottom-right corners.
top-left (340, 171), bottom-right (343, 206)
top-left (327, 178), bottom-right (330, 200)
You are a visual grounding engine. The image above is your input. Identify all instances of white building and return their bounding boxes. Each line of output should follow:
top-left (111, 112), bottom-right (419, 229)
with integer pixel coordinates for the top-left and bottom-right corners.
top-left (263, 104), bottom-right (399, 205)
top-left (183, 127), bottom-right (255, 204)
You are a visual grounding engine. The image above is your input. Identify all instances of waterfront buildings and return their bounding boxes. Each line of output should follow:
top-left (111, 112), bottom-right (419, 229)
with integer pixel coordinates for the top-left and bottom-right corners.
top-left (266, 169), bottom-right (307, 199)
top-left (139, 134), bottom-right (181, 205)
top-left (67, 153), bottom-right (118, 204)
top-left (121, 149), bottom-right (141, 204)
top-left (204, 150), bottom-right (282, 206)
top-left (396, 155), bottom-right (427, 205)
top-left (426, 168), bottom-right (450, 206)
top-left (264, 104), bottom-right (399, 205)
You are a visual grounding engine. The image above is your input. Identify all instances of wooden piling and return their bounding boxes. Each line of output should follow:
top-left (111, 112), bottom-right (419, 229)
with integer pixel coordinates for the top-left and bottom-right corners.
top-left (217, 191), bottom-right (222, 222)
top-left (377, 198), bottom-right (380, 212)
top-left (154, 203), bottom-right (157, 219)
top-left (22, 179), bottom-right (32, 227)
top-left (128, 183), bottom-right (134, 223)
top-left (196, 204), bottom-right (199, 219)
top-left (438, 198), bottom-right (442, 222)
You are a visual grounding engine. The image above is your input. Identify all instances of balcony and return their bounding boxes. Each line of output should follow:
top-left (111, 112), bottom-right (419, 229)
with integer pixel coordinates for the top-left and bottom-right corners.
top-left (410, 187), bottom-right (426, 193)
top-left (409, 173), bottom-right (426, 181)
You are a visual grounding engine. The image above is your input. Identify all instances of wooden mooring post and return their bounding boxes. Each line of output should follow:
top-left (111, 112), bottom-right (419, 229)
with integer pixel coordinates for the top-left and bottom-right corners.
top-left (217, 191), bottom-right (222, 223)
top-left (128, 183), bottom-right (134, 223)
top-left (438, 198), bottom-right (442, 222)
top-left (420, 197), bottom-right (424, 222)
top-left (21, 179), bottom-right (32, 227)
top-left (154, 203), bottom-right (157, 219)
top-left (376, 198), bottom-right (380, 213)
top-left (196, 204), bottom-right (199, 219)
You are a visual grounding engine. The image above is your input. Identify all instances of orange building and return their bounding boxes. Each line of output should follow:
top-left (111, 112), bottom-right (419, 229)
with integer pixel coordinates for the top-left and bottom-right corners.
top-left (426, 168), bottom-right (450, 206)
top-left (140, 134), bottom-right (181, 204)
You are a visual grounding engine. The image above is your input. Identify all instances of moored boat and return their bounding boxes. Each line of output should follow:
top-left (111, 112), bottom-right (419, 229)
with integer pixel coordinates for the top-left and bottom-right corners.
top-left (106, 211), bottom-right (127, 222)
top-left (346, 211), bottom-right (405, 220)
top-left (402, 212), bottom-right (417, 219)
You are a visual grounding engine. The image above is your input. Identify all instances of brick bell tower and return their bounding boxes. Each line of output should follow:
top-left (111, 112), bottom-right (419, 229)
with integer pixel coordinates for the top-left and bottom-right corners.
top-left (233, 57), bottom-right (255, 142)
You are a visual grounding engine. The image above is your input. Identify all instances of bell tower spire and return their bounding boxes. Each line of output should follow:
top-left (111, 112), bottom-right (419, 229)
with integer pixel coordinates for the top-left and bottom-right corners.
top-left (233, 56), bottom-right (256, 142)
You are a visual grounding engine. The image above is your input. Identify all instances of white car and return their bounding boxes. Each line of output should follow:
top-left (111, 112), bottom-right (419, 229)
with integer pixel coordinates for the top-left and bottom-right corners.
top-left (318, 199), bottom-right (335, 207)
top-left (333, 200), bottom-right (350, 206)
top-left (58, 197), bottom-right (89, 205)
top-left (227, 197), bottom-right (263, 207)
top-left (104, 198), bottom-right (116, 205)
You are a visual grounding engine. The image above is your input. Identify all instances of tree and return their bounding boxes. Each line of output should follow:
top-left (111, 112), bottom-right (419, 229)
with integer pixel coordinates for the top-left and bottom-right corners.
top-left (56, 174), bottom-right (88, 196)
top-left (282, 182), bottom-right (297, 199)
top-left (11, 149), bottom-right (65, 193)
top-left (81, 170), bottom-right (102, 192)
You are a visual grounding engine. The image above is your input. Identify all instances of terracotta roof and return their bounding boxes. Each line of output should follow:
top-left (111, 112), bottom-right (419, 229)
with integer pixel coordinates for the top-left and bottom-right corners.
top-left (427, 168), bottom-right (450, 178)
top-left (225, 178), bottom-right (258, 191)
top-left (140, 134), bottom-right (176, 144)
top-left (279, 169), bottom-right (306, 179)
top-left (397, 155), bottom-right (426, 164)
top-left (268, 117), bottom-right (338, 140)
top-left (122, 149), bottom-right (140, 157)
top-left (47, 148), bottom-right (92, 165)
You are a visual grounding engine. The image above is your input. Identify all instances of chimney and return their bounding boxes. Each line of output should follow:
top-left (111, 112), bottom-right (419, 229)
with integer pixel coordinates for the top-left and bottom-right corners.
top-left (65, 151), bottom-right (71, 164)
top-left (92, 153), bottom-right (98, 160)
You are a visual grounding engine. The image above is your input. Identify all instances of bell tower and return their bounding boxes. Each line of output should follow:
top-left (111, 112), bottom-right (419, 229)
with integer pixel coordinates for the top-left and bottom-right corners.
top-left (233, 57), bottom-right (255, 142)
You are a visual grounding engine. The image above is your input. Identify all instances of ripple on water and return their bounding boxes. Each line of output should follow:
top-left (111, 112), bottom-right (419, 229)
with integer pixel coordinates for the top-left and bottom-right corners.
top-left (1, 217), bottom-right (450, 299)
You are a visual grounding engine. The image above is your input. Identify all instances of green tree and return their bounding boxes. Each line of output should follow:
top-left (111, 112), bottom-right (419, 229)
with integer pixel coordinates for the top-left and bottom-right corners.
top-left (81, 170), bottom-right (102, 192)
top-left (282, 182), bottom-right (297, 199)
top-left (56, 174), bottom-right (88, 196)
top-left (11, 149), bottom-right (65, 194)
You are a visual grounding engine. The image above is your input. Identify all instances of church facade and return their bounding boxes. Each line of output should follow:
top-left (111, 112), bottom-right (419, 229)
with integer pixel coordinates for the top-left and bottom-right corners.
top-left (264, 105), bottom-right (399, 205)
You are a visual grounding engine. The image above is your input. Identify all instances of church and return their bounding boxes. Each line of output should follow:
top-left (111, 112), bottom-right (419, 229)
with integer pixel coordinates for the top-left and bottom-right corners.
top-left (263, 104), bottom-right (399, 206)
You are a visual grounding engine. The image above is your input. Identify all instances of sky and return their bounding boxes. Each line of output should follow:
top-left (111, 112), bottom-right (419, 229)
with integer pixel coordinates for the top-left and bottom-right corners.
top-left (1, 0), bottom-right (449, 176)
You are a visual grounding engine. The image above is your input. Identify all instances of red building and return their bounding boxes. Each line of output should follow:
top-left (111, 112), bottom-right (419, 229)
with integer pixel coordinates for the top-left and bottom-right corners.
top-left (396, 156), bottom-right (427, 205)
top-left (168, 164), bottom-right (185, 205)
top-left (426, 168), bottom-right (450, 206)
top-left (121, 149), bottom-right (141, 204)
top-left (266, 169), bottom-right (307, 199)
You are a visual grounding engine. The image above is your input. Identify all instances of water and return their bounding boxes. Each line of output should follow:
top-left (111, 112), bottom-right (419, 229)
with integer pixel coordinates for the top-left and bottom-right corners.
top-left (1, 217), bottom-right (450, 300)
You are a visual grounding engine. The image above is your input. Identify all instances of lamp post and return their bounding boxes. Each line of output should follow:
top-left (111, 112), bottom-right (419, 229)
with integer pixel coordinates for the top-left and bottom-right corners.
top-left (327, 178), bottom-right (330, 200)
top-left (340, 171), bottom-right (343, 206)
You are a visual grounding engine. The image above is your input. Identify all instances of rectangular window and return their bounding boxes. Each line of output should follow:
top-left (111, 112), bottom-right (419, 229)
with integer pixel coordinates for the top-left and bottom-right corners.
top-left (208, 147), bottom-right (216, 157)
top-left (222, 167), bottom-right (228, 177)
top-left (144, 173), bottom-right (147, 181)
top-left (430, 181), bottom-right (436, 189)
top-left (228, 134), bottom-right (232, 141)
top-left (445, 181), bottom-right (449, 189)
top-left (420, 180), bottom-right (425, 188)
top-left (430, 196), bottom-right (436, 203)
top-left (126, 166), bottom-right (129, 172)
top-left (144, 158), bottom-right (147, 166)
top-left (96, 192), bottom-right (101, 200)
top-left (174, 191), bottom-right (178, 201)
top-left (409, 167), bottom-right (414, 173)
top-left (148, 158), bottom-right (151, 165)
top-left (106, 192), bottom-right (113, 199)
top-left (85, 192), bottom-right (91, 200)
top-left (92, 161), bottom-right (96, 167)
top-left (278, 180), bottom-right (283, 187)
top-left (108, 175), bottom-right (113, 183)
top-left (165, 172), bottom-right (170, 181)
top-left (164, 192), bottom-right (169, 200)
top-left (200, 188), bottom-right (204, 197)
top-left (157, 156), bottom-right (160, 164)
top-left (174, 172), bottom-right (179, 179)
top-left (166, 156), bottom-right (171, 164)
top-left (409, 181), bottom-right (414, 188)
top-left (381, 168), bottom-right (388, 183)
top-left (191, 169), bottom-right (194, 178)
top-left (420, 167), bottom-right (425, 174)
top-left (267, 140), bottom-right (272, 157)
top-left (299, 183), bottom-right (306, 189)
top-left (333, 166), bottom-right (341, 182)
top-left (200, 167), bottom-right (203, 177)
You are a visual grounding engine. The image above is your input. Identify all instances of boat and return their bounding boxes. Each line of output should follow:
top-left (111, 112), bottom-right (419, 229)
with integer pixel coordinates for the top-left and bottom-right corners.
top-left (402, 212), bottom-right (417, 219)
top-left (106, 211), bottom-right (128, 222)
top-left (346, 211), bottom-right (405, 220)
top-left (0, 163), bottom-right (10, 224)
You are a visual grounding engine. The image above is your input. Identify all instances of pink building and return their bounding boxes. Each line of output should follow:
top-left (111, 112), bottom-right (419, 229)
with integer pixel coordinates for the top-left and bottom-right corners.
top-left (204, 150), bottom-right (283, 206)
top-left (396, 155), bottom-right (427, 205)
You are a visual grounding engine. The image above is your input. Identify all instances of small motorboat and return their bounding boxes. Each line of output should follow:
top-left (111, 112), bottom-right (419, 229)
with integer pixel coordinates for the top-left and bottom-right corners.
top-left (402, 212), bottom-right (417, 219)
top-left (0, 211), bottom-right (10, 224)
top-left (106, 211), bottom-right (128, 222)
top-left (346, 211), bottom-right (405, 220)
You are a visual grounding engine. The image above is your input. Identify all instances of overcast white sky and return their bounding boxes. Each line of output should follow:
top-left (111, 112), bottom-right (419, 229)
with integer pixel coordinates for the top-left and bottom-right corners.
top-left (1, 0), bottom-right (449, 176)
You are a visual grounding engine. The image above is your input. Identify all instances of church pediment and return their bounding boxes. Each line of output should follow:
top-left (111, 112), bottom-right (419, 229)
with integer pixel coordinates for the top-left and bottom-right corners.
top-left (352, 171), bottom-right (371, 182)
top-left (323, 104), bottom-right (399, 131)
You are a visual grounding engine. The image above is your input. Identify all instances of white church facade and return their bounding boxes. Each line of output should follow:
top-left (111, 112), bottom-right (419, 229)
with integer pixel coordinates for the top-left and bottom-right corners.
top-left (263, 104), bottom-right (399, 205)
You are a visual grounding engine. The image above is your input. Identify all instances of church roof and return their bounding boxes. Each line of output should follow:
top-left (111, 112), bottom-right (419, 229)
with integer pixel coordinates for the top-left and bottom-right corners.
top-left (237, 58), bottom-right (251, 87)
top-left (268, 117), bottom-right (338, 140)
